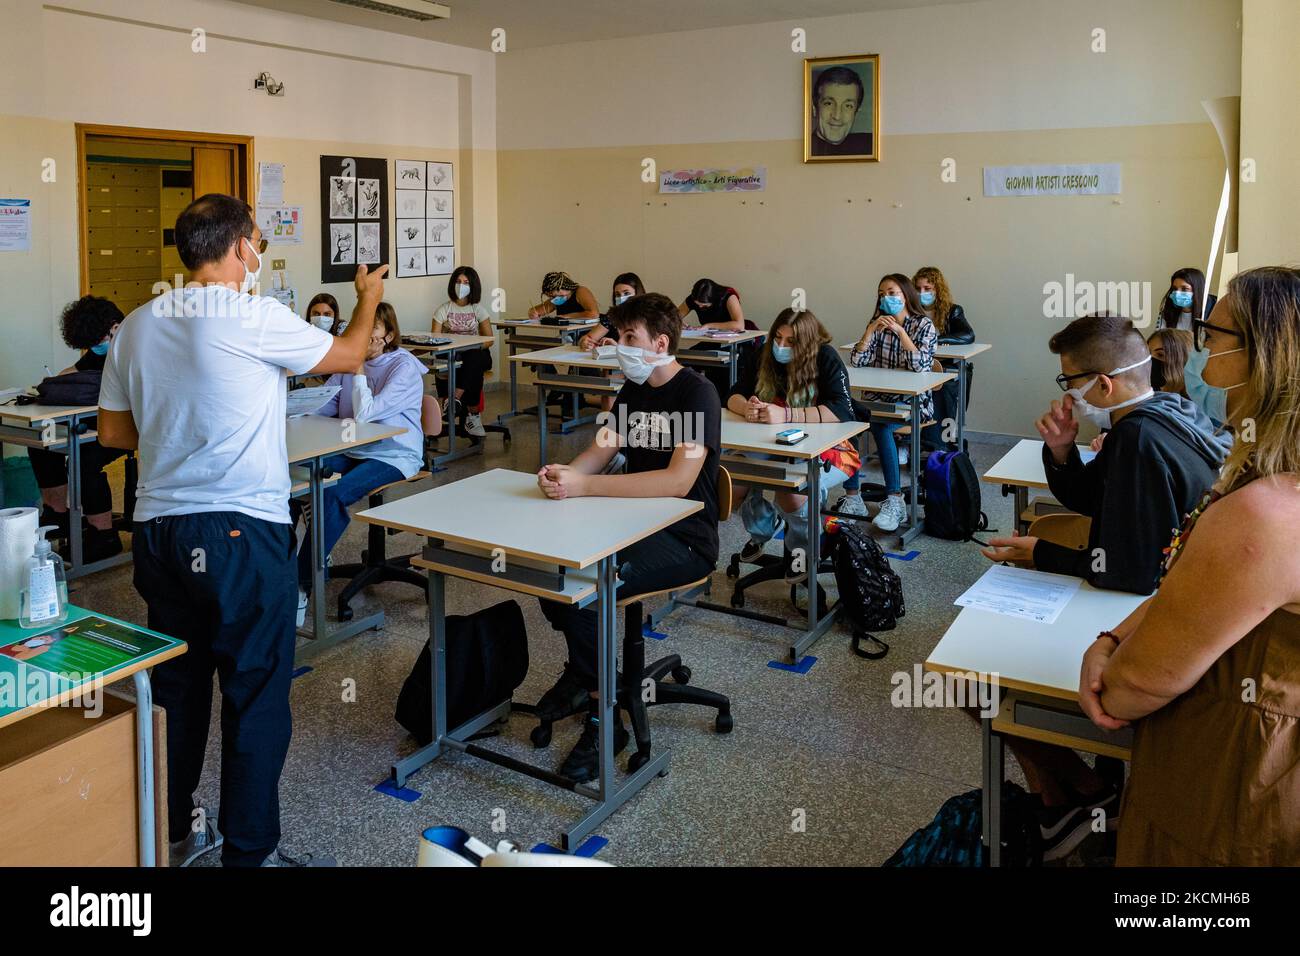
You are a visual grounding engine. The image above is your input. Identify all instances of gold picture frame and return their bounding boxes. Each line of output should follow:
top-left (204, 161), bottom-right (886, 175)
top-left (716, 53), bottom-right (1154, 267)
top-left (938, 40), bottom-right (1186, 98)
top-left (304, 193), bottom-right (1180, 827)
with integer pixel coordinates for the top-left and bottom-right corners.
top-left (803, 54), bottom-right (880, 163)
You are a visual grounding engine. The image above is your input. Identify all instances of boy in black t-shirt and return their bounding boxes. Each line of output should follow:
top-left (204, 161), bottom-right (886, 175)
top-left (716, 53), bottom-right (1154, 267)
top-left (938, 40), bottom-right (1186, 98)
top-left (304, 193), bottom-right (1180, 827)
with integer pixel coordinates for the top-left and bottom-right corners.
top-left (536, 293), bottom-right (721, 783)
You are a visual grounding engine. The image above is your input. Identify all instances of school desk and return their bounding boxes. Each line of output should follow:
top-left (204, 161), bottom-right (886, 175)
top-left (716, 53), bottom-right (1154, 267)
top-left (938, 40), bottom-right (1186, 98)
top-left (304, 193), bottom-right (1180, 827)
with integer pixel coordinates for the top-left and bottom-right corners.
top-left (492, 317), bottom-right (599, 424)
top-left (678, 328), bottom-right (766, 390)
top-left (925, 568), bottom-right (1142, 865)
top-left (357, 468), bottom-right (701, 851)
top-left (0, 606), bottom-right (185, 866)
top-left (403, 333), bottom-right (496, 467)
top-left (511, 346), bottom-right (623, 464)
top-left (983, 438), bottom-right (1091, 534)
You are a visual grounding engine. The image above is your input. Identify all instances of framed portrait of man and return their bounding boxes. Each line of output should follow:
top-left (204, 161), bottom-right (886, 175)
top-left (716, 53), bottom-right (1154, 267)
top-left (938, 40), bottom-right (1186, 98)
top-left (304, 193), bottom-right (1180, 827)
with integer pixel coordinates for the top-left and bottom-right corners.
top-left (803, 54), bottom-right (880, 163)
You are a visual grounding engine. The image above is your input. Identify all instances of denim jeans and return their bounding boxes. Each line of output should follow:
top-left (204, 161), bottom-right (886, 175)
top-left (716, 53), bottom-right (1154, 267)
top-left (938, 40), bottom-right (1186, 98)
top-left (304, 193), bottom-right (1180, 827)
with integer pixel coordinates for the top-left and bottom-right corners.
top-left (297, 453), bottom-right (405, 590)
top-left (739, 459), bottom-right (850, 554)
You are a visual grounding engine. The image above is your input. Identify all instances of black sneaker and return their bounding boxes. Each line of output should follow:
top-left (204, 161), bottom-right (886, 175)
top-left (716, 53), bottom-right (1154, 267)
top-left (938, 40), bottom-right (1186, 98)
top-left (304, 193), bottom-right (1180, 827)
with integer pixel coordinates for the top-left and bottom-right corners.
top-left (560, 707), bottom-right (629, 783)
top-left (57, 527), bottom-right (123, 564)
top-left (39, 506), bottom-right (72, 541)
top-left (738, 538), bottom-right (766, 563)
top-left (1038, 785), bottom-right (1120, 862)
top-left (261, 847), bottom-right (337, 867)
top-left (534, 665), bottom-right (591, 722)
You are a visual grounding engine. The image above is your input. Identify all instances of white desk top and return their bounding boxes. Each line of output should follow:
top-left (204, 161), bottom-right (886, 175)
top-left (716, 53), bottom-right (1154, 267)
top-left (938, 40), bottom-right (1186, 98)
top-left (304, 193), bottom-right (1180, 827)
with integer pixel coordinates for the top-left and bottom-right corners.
top-left (493, 317), bottom-right (598, 329)
top-left (982, 438), bottom-right (1091, 490)
top-left (357, 467), bottom-right (702, 569)
top-left (0, 401), bottom-right (98, 422)
top-left (286, 414), bottom-right (407, 463)
top-left (403, 333), bottom-right (494, 354)
top-left (840, 341), bottom-right (992, 362)
top-left (925, 570), bottom-right (1146, 700)
top-left (846, 366), bottom-right (955, 395)
top-left (511, 345), bottom-right (619, 370)
top-left (720, 412), bottom-right (866, 459)
top-left (680, 328), bottom-right (766, 345)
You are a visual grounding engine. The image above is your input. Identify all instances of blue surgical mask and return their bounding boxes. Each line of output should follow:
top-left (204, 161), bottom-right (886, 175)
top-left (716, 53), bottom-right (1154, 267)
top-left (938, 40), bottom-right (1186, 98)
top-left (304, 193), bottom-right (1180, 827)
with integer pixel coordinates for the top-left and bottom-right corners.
top-left (918, 291), bottom-right (936, 308)
top-left (1183, 345), bottom-right (1245, 424)
top-left (90, 340), bottom-right (110, 356)
top-left (772, 344), bottom-right (793, 365)
top-left (880, 295), bottom-right (904, 316)
top-left (551, 295), bottom-right (569, 307)
top-left (1170, 289), bottom-right (1194, 310)
top-left (613, 292), bottom-right (631, 306)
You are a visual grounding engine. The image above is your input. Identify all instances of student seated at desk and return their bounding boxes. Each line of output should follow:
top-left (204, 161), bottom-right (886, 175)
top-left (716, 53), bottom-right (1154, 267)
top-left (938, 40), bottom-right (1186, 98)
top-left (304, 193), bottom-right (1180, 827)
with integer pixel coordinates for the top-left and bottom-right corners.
top-left (578, 273), bottom-right (645, 413)
top-left (1082, 266), bottom-right (1300, 865)
top-left (981, 315), bottom-right (1229, 593)
top-left (839, 274), bottom-right (938, 532)
top-left (306, 292), bottom-right (342, 334)
top-left (432, 265), bottom-right (493, 437)
top-left (677, 278), bottom-right (744, 332)
top-left (534, 293), bottom-right (721, 782)
top-left (295, 301), bottom-right (427, 625)
top-left (913, 265), bottom-right (974, 449)
top-left (1154, 266), bottom-right (1214, 332)
top-left (727, 309), bottom-right (859, 583)
top-left (27, 295), bottom-right (128, 562)
top-left (526, 271), bottom-right (599, 321)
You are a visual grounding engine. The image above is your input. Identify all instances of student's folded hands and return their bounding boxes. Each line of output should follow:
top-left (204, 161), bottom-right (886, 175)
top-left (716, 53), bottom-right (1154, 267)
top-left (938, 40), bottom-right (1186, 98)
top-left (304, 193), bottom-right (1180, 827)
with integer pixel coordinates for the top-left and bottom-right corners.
top-left (537, 463), bottom-right (586, 499)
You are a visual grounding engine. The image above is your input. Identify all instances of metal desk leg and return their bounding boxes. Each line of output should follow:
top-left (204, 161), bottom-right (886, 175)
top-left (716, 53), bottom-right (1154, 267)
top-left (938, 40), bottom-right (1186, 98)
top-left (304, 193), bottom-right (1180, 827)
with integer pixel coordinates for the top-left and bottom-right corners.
top-left (1015, 485), bottom-right (1029, 535)
top-left (728, 345), bottom-right (739, 389)
top-left (982, 691), bottom-right (1003, 867)
top-left (956, 360), bottom-right (968, 451)
top-left (133, 669), bottom-right (156, 867)
top-left (537, 383), bottom-right (549, 465)
top-left (899, 395), bottom-right (924, 545)
top-left (310, 456), bottom-right (327, 642)
top-left (499, 336), bottom-right (521, 422)
top-left (445, 347), bottom-right (459, 448)
top-left (391, 569), bottom-right (447, 788)
top-left (67, 414), bottom-right (84, 575)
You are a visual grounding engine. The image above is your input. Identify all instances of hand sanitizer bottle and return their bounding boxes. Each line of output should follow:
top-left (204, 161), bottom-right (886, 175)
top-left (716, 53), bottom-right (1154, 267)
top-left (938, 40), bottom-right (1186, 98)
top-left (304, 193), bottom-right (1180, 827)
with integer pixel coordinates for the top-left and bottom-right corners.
top-left (19, 525), bottom-right (68, 628)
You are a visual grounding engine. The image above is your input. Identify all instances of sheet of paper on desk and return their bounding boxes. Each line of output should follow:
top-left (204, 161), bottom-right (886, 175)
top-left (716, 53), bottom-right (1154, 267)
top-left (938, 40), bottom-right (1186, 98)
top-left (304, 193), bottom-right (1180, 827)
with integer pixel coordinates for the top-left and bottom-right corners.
top-left (287, 385), bottom-right (340, 417)
top-left (1080, 448), bottom-right (1097, 464)
top-left (954, 564), bottom-right (1081, 624)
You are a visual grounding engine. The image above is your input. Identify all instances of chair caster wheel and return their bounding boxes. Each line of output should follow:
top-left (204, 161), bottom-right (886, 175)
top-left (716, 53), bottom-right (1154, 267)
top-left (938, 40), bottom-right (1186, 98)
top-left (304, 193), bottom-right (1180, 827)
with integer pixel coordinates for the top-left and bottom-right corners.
top-left (726, 559), bottom-right (739, 579)
top-left (627, 751), bottom-right (650, 773)
top-left (657, 766), bottom-right (670, 778)
top-left (715, 713), bottom-right (734, 733)
top-left (730, 593), bottom-right (745, 609)
top-left (337, 606), bottom-right (354, 622)
top-left (671, 665), bottom-right (691, 685)
top-left (530, 725), bottom-right (552, 748)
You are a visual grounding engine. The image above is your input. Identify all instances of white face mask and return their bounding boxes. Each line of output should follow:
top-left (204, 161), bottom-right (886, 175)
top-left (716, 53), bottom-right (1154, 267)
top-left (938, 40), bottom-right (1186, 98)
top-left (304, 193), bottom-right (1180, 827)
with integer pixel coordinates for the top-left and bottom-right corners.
top-left (311, 313), bottom-right (335, 332)
top-left (615, 344), bottom-right (673, 385)
top-left (613, 292), bottom-right (631, 306)
top-left (239, 237), bottom-right (263, 295)
top-left (1065, 356), bottom-right (1153, 430)
top-left (455, 283), bottom-right (471, 300)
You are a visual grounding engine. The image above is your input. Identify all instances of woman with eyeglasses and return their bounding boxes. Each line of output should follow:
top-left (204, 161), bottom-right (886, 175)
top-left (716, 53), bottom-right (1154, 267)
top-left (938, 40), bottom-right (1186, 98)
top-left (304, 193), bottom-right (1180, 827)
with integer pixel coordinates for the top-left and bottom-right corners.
top-left (1080, 266), bottom-right (1300, 865)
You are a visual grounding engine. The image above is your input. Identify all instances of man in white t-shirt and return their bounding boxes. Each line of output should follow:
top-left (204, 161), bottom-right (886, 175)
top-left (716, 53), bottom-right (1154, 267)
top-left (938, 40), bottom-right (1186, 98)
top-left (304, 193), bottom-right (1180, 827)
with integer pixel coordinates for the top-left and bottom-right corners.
top-left (98, 193), bottom-right (389, 868)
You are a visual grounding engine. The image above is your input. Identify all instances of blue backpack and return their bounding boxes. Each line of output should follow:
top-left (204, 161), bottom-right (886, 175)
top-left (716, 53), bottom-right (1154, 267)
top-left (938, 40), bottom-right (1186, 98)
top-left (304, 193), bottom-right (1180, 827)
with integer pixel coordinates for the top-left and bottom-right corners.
top-left (884, 784), bottom-right (1043, 867)
top-left (923, 450), bottom-right (986, 541)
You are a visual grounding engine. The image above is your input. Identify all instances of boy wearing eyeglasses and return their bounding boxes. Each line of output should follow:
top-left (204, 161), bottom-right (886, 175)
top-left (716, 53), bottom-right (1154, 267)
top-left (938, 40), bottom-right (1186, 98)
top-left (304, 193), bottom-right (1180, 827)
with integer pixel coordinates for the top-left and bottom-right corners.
top-left (981, 315), bottom-right (1231, 595)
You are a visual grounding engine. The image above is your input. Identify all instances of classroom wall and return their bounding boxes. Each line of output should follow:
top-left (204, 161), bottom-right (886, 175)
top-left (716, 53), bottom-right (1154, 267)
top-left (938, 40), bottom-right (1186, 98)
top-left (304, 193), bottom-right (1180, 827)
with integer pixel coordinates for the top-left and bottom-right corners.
top-left (495, 0), bottom-right (1242, 438)
top-left (0, 0), bottom-right (498, 385)
top-left (1238, 0), bottom-right (1300, 269)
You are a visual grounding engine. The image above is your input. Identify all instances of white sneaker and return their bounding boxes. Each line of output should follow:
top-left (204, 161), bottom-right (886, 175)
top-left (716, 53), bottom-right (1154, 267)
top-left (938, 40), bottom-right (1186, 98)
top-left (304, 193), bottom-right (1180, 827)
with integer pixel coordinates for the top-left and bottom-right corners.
top-left (836, 493), bottom-right (868, 518)
top-left (872, 494), bottom-right (908, 533)
top-left (897, 444), bottom-right (910, 467)
top-left (296, 588), bottom-right (309, 628)
top-left (464, 411), bottom-right (487, 437)
top-left (170, 812), bottom-right (222, 867)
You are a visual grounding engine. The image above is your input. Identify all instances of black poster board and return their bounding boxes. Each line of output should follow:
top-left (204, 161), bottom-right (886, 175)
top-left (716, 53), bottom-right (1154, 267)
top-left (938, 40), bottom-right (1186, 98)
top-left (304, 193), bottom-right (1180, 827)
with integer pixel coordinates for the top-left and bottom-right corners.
top-left (319, 155), bottom-right (388, 283)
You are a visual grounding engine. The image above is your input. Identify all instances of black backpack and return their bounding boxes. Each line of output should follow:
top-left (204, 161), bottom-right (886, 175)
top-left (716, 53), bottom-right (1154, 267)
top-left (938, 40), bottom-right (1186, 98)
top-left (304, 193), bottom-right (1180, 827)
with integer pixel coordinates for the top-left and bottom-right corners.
top-left (35, 369), bottom-right (101, 406)
top-left (923, 450), bottom-right (987, 541)
top-left (884, 783), bottom-right (1043, 867)
top-left (829, 520), bottom-right (904, 659)
top-left (395, 599), bottom-right (529, 745)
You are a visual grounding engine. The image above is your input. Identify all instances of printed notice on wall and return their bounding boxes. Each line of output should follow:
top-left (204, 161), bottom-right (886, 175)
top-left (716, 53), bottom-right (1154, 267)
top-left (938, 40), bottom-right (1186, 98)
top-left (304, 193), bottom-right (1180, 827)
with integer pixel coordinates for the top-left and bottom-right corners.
top-left (0, 199), bottom-right (32, 252)
top-left (983, 163), bottom-right (1121, 197)
top-left (257, 205), bottom-right (303, 245)
top-left (659, 167), bottom-right (766, 194)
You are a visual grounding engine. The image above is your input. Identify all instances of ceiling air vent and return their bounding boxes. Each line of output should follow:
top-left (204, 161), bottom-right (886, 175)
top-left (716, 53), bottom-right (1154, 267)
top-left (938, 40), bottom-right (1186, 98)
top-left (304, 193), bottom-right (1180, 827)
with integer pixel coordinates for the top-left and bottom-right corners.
top-left (326, 0), bottom-right (450, 22)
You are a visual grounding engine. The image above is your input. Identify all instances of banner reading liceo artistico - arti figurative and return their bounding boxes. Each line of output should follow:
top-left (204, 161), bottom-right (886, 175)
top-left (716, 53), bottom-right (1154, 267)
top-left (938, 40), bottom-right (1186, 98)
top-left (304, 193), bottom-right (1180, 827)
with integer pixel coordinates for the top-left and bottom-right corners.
top-left (658, 167), bottom-right (766, 193)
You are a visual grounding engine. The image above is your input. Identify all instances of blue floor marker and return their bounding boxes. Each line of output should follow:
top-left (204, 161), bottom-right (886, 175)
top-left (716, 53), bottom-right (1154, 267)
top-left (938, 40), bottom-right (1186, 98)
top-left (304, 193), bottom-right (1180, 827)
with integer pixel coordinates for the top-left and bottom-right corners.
top-left (886, 549), bottom-right (920, 561)
top-left (374, 779), bottom-right (421, 802)
top-left (768, 655), bottom-right (818, 674)
top-left (291, 665), bottom-right (313, 679)
top-left (642, 623), bottom-right (668, 641)
top-left (532, 835), bottom-right (608, 857)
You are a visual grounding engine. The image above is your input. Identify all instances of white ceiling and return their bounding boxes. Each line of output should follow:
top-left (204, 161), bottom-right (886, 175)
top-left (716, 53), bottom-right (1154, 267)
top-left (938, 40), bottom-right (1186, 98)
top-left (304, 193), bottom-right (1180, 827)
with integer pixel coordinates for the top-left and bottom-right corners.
top-left (231, 0), bottom-right (981, 50)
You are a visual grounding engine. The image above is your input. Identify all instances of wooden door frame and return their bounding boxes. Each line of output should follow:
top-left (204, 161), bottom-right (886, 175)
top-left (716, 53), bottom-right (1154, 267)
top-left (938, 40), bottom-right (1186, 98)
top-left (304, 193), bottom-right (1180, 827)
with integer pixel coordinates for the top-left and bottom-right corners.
top-left (75, 124), bottom-right (255, 295)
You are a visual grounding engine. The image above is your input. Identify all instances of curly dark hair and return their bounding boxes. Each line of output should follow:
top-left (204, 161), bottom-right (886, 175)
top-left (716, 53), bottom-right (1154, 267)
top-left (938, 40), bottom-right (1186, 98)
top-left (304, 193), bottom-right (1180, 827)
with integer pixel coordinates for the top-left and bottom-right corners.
top-left (60, 296), bottom-right (123, 350)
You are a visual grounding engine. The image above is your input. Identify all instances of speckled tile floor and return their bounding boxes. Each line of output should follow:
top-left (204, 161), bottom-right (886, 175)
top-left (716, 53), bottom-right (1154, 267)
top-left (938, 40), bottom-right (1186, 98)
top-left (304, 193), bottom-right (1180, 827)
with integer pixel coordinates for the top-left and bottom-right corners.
top-left (71, 390), bottom-right (1109, 866)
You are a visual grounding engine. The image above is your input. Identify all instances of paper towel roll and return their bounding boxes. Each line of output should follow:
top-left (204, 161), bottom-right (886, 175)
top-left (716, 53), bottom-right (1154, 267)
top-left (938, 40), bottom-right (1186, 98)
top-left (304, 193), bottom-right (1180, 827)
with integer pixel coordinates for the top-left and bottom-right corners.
top-left (0, 507), bottom-right (39, 620)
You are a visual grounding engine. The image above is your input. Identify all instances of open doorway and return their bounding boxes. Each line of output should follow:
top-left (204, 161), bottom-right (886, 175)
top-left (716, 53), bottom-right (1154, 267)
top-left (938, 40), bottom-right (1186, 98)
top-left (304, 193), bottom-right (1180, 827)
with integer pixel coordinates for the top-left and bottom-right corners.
top-left (76, 124), bottom-right (254, 315)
